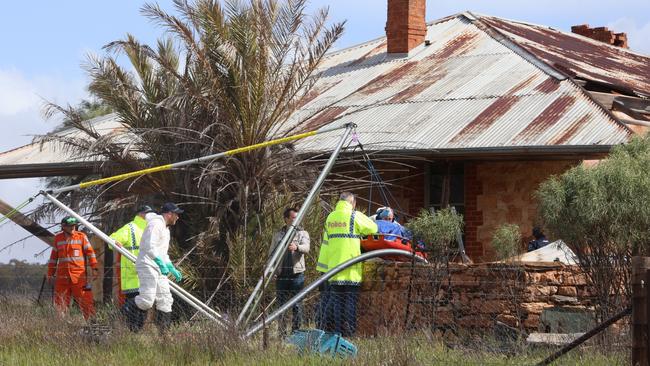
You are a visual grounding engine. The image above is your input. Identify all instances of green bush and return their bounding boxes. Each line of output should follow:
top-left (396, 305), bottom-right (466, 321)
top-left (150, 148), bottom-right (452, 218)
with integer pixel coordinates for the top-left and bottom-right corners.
top-left (537, 133), bottom-right (650, 320)
top-left (491, 224), bottom-right (522, 261)
top-left (406, 208), bottom-right (463, 255)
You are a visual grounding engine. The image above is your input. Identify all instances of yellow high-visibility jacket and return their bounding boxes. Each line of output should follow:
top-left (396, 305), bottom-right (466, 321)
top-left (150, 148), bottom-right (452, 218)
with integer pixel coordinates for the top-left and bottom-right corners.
top-left (316, 229), bottom-right (330, 274)
top-left (317, 200), bottom-right (377, 285)
top-left (109, 215), bottom-right (146, 294)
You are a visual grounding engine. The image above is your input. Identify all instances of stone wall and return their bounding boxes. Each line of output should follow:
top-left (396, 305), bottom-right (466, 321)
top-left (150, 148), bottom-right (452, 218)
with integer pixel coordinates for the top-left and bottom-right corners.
top-left (356, 259), bottom-right (591, 337)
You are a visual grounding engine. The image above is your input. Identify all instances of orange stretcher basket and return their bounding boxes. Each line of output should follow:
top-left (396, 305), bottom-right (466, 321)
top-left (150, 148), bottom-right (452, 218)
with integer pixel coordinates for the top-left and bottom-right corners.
top-left (360, 234), bottom-right (427, 261)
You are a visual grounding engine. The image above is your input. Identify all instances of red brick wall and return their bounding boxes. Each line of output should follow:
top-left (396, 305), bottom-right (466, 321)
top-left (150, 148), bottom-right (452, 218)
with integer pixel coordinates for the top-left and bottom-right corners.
top-left (472, 160), bottom-right (579, 261)
top-left (571, 24), bottom-right (628, 48)
top-left (351, 160), bottom-right (426, 219)
top-left (464, 162), bottom-right (484, 259)
top-left (347, 158), bottom-right (578, 262)
top-left (386, 0), bottom-right (427, 53)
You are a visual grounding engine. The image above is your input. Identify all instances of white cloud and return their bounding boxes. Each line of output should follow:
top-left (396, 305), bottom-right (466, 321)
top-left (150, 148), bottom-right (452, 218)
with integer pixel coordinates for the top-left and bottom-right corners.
top-left (0, 67), bottom-right (86, 119)
top-left (607, 18), bottom-right (650, 55)
top-left (0, 68), bottom-right (87, 263)
top-left (0, 68), bottom-right (87, 149)
top-left (0, 69), bottom-right (39, 116)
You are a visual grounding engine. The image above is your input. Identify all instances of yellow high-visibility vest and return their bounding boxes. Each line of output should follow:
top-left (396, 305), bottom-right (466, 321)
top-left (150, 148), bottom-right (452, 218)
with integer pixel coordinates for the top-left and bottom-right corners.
top-left (320, 200), bottom-right (377, 284)
top-left (316, 229), bottom-right (330, 273)
top-left (109, 215), bottom-right (146, 293)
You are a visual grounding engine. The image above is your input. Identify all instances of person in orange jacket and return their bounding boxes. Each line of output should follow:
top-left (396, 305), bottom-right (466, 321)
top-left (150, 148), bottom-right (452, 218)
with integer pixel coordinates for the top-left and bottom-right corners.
top-left (47, 216), bottom-right (99, 320)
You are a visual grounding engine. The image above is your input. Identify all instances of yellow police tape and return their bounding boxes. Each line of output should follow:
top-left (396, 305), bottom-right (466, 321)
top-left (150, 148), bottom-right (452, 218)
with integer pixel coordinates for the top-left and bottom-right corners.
top-left (78, 164), bottom-right (173, 189)
top-left (224, 130), bottom-right (317, 156)
top-left (76, 130), bottom-right (318, 190)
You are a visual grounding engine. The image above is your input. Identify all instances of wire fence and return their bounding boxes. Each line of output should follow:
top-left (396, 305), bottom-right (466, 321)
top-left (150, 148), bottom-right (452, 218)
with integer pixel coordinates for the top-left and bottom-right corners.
top-left (0, 258), bottom-right (631, 358)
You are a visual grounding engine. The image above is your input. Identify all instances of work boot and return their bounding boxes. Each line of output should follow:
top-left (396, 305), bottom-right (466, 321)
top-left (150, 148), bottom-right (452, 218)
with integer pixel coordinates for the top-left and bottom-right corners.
top-left (122, 297), bottom-right (146, 332)
top-left (155, 310), bottom-right (173, 335)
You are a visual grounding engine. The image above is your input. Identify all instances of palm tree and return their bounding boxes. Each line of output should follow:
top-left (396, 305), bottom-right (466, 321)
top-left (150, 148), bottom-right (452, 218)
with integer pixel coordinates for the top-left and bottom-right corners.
top-left (39, 0), bottom-right (344, 300)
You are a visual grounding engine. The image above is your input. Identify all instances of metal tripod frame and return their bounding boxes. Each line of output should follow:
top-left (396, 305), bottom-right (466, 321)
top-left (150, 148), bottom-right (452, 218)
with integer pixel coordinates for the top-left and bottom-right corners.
top-left (237, 123), bottom-right (355, 326)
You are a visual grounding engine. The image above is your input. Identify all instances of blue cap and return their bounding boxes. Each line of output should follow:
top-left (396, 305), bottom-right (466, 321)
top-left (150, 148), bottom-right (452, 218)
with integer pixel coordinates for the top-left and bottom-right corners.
top-left (377, 207), bottom-right (393, 220)
top-left (161, 202), bottom-right (184, 214)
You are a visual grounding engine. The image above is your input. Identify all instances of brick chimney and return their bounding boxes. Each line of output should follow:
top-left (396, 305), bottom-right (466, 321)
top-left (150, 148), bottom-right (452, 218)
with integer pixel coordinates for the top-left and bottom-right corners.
top-left (571, 24), bottom-right (628, 48)
top-left (386, 0), bottom-right (427, 54)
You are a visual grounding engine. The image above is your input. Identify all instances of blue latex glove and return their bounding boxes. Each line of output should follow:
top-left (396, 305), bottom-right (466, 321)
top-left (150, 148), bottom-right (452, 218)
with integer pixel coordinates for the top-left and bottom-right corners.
top-left (153, 256), bottom-right (169, 275)
top-left (166, 262), bottom-right (182, 282)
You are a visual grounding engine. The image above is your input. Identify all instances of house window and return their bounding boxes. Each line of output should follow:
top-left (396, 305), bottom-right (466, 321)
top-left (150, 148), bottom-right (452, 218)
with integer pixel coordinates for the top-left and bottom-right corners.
top-left (429, 162), bottom-right (465, 215)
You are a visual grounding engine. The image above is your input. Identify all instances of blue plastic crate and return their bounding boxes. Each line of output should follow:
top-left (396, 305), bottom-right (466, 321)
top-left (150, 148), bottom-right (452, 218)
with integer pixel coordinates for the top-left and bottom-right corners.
top-left (287, 329), bottom-right (324, 354)
top-left (319, 332), bottom-right (357, 358)
top-left (286, 329), bottom-right (357, 358)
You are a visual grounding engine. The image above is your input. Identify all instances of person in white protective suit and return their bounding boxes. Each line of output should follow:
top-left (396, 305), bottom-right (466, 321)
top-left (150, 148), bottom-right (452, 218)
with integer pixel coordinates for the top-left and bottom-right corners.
top-left (123, 202), bottom-right (184, 333)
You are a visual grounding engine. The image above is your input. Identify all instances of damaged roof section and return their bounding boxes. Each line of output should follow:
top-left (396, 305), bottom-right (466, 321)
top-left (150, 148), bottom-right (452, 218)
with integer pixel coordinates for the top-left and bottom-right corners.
top-left (290, 15), bottom-right (633, 154)
top-left (481, 15), bottom-right (650, 96)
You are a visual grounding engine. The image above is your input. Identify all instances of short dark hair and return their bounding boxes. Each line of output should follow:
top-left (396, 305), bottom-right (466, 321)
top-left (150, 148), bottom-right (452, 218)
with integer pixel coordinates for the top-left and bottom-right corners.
top-left (136, 205), bottom-right (154, 214)
top-left (532, 226), bottom-right (544, 239)
top-left (283, 207), bottom-right (298, 219)
top-left (339, 192), bottom-right (355, 201)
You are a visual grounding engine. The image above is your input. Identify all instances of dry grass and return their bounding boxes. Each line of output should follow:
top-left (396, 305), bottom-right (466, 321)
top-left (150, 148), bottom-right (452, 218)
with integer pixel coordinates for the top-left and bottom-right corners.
top-left (0, 296), bottom-right (627, 365)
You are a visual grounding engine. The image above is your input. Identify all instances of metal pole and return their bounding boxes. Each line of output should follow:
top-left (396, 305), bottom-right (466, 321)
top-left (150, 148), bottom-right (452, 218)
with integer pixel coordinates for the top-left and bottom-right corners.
top-left (244, 249), bottom-right (428, 338)
top-left (237, 123), bottom-right (355, 326)
top-left (41, 191), bottom-right (227, 327)
top-left (50, 124), bottom-right (348, 195)
top-left (451, 206), bottom-right (471, 264)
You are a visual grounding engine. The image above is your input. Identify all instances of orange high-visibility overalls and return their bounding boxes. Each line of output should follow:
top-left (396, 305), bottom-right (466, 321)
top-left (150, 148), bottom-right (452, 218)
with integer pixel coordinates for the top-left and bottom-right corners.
top-left (47, 230), bottom-right (98, 319)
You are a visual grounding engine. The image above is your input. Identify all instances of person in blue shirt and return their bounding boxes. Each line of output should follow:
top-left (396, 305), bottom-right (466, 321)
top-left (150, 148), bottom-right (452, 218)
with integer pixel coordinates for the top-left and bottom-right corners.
top-left (527, 226), bottom-right (550, 252)
top-left (375, 207), bottom-right (412, 241)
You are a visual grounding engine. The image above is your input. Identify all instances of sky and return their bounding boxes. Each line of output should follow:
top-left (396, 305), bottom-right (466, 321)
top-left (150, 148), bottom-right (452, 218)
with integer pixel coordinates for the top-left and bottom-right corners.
top-left (1, 0), bottom-right (649, 264)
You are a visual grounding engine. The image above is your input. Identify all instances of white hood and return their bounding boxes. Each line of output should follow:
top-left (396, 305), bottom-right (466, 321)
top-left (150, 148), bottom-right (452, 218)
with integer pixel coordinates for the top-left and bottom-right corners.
top-left (136, 212), bottom-right (171, 264)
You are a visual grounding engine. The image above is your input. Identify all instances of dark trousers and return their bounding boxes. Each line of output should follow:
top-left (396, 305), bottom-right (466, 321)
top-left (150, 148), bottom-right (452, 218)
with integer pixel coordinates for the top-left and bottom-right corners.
top-left (276, 273), bottom-right (304, 336)
top-left (330, 284), bottom-right (360, 337)
top-left (317, 281), bottom-right (331, 331)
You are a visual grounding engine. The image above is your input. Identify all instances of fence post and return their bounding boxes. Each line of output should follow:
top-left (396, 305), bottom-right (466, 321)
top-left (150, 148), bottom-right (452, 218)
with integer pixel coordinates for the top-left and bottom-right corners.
top-left (632, 256), bottom-right (650, 365)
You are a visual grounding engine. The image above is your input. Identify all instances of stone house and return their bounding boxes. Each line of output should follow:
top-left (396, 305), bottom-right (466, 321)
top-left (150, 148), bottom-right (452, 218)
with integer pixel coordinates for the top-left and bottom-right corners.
top-left (290, 0), bottom-right (650, 261)
top-left (0, 2), bottom-right (649, 265)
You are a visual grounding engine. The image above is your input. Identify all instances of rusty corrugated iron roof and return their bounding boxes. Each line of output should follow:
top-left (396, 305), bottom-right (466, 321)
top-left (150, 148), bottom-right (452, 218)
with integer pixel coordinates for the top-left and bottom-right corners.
top-left (291, 14), bottom-right (634, 153)
top-left (481, 15), bottom-right (650, 96)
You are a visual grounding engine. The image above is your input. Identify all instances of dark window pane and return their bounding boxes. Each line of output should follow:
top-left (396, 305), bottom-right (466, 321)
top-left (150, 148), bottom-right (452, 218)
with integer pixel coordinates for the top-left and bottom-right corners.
top-left (430, 173), bottom-right (445, 205)
top-left (429, 162), bottom-right (464, 207)
top-left (449, 172), bottom-right (464, 206)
